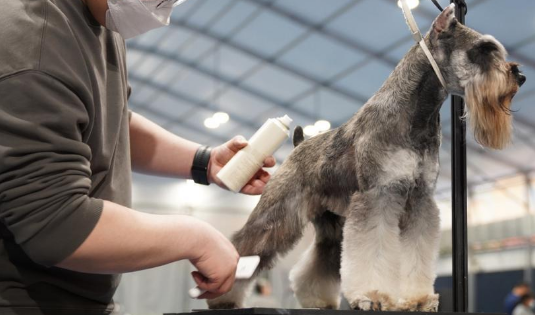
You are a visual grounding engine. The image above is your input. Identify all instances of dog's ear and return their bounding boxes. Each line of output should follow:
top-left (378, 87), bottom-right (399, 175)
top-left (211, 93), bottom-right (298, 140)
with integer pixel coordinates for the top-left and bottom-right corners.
top-left (293, 126), bottom-right (304, 147)
top-left (430, 4), bottom-right (456, 36)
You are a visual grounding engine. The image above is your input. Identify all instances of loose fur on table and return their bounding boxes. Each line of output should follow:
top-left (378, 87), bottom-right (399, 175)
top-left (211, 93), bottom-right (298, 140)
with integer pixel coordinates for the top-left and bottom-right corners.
top-left (208, 4), bottom-right (526, 312)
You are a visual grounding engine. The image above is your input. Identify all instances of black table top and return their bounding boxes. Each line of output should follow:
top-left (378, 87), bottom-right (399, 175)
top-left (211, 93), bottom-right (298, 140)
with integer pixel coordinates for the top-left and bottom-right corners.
top-left (166, 308), bottom-right (505, 315)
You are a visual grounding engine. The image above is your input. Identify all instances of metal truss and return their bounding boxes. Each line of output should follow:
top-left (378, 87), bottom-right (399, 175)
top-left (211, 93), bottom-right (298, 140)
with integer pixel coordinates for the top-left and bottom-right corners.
top-left (128, 43), bottom-right (321, 123)
top-left (129, 73), bottom-right (263, 130)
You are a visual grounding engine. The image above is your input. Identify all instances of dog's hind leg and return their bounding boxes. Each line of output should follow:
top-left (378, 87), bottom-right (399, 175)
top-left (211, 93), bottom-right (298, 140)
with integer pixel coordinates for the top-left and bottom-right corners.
top-left (290, 211), bottom-right (344, 309)
top-left (207, 189), bottom-right (311, 309)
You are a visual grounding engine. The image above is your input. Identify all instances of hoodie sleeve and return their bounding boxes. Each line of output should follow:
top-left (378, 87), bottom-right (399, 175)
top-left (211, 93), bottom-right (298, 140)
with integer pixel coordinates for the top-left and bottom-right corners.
top-left (0, 70), bottom-right (103, 267)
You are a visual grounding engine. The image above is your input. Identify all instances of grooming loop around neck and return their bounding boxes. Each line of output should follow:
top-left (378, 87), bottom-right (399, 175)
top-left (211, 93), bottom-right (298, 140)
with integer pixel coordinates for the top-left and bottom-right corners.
top-left (399, 0), bottom-right (448, 88)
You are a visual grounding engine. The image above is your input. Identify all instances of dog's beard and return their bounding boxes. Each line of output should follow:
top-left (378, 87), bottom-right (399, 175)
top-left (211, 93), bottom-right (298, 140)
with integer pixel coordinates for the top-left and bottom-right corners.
top-left (464, 65), bottom-right (517, 150)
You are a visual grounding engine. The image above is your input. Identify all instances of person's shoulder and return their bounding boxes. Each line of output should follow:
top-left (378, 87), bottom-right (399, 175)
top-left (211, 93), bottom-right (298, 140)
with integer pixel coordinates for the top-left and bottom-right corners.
top-left (0, 0), bottom-right (92, 81)
top-left (0, 0), bottom-right (55, 79)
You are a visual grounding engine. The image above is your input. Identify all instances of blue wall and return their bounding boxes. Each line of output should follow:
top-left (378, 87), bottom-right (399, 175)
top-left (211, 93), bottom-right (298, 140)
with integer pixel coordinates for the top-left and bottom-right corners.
top-left (436, 269), bottom-right (531, 313)
top-left (475, 270), bottom-right (524, 313)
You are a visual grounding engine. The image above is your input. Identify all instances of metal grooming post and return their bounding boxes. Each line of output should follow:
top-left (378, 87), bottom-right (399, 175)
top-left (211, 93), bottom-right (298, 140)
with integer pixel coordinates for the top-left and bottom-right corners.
top-left (450, 0), bottom-right (468, 312)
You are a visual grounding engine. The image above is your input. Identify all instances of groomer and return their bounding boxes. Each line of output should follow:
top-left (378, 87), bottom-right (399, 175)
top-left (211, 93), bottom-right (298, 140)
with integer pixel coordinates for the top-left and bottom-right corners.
top-left (0, 0), bottom-right (274, 314)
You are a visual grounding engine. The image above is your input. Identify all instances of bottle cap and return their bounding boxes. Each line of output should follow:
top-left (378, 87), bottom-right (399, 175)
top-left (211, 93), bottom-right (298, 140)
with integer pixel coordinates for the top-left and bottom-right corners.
top-left (277, 115), bottom-right (293, 128)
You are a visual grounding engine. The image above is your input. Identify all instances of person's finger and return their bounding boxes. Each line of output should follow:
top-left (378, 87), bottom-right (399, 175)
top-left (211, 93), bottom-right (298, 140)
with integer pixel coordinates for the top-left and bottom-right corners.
top-left (240, 186), bottom-right (262, 195)
top-left (218, 273), bottom-right (236, 294)
top-left (199, 276), bottom-right (234, 299)
top-left (227, 136), bottom-right (248, 153)
top-left (250, 178), bottom-right (267, 187)
top-left (191, 271), bottom-right (206, 287)
top-left (247, 170), bottom-right (270, 185)
top-left (241, 180), bottom-right (265, 195)
top-left (255, 170), bottom-right (271, 183)
top-left (262, 156), bottom-right (276, 168)
top-left (195, 278), bottom-right (222, 294)
top-left (192, 269), bottom-right (222, 291)
top-left (195, 271), bottom-right (235, 299)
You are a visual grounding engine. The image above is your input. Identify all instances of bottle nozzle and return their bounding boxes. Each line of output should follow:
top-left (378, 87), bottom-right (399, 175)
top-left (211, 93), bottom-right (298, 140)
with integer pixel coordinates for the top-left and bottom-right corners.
top-left (277, 115), bottom-right (293, 128)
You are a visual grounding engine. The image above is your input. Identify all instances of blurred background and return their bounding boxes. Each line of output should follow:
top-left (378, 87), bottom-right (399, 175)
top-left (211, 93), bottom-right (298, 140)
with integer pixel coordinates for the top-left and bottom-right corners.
top-left (114, 0), bottom-right (535, 314)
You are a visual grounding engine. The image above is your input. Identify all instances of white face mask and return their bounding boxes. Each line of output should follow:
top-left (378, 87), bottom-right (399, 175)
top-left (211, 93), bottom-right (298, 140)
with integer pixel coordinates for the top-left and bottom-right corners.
top-left (106, 0), bottom-right (188, 39)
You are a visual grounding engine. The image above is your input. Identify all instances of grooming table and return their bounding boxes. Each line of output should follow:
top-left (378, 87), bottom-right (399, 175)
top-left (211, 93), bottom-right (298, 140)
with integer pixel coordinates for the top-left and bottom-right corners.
top-left (166, 308), bottom-right (504, 315)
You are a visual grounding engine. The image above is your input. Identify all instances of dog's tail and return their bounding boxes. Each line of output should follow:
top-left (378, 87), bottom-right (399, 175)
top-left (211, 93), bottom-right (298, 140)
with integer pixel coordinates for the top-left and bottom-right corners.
top-left (293, 126), bottom-right (305, 147)
top-left (231, 188), bottom-right (306, 271)
top-left (208, 178), bottom-right (308, 308)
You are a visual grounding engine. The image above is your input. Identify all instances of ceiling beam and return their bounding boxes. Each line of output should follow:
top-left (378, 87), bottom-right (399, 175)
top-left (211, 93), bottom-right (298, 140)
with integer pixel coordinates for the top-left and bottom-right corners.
top-left (129, 97), bottom-right (291, 162)
top-left (128, 43), bottom-right (324, 123)
top-left (129, 73), bottom-right (261, 130)
top-left (129, 100), bottom-right (228, 144)
top-left (168, 18), bottom-right (370, 105)
top-left (248, 0), bottom-right (398, 67)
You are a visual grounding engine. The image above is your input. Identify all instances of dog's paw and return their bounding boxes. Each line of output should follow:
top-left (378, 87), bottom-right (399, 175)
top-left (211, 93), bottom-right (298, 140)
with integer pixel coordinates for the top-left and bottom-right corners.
top-left (398, 294), bottom-right (439, 312)
top-left (350, 291), bottom-right (396, 311)
top-left (348, 295), bottom-right (371, 311)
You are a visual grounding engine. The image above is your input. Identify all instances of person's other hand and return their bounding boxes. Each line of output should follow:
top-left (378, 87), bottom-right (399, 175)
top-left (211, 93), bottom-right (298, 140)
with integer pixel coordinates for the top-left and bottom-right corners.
top-left (208, 136), bottom-right (276, 195)
top-left (189, 221), bottom-right (239, 299)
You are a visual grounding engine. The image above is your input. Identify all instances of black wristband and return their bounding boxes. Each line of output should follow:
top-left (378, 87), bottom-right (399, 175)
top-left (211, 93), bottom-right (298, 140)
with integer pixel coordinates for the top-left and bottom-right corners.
top-left (191, 146), bottom-right (212, 185)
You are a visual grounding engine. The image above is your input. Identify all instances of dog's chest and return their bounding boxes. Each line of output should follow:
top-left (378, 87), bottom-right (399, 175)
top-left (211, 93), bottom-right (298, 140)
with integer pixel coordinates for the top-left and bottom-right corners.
top-left (418, 152), bottom-right (440, 190)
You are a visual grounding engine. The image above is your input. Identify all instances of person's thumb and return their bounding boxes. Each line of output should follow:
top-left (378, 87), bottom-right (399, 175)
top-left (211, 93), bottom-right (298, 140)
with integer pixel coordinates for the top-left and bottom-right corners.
top-left (228, 136), bottom-right (248, 152)
top-left (191, 271), bottom-right (207, 287)
top-left (191, 271), bottom-right (221, 292)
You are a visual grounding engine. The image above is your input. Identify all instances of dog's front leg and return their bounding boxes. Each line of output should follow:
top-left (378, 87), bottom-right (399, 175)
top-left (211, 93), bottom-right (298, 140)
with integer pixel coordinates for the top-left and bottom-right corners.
top-left (341, 184), bottom-right (409, 311)
top-left (397, 190), bottom-right (441, 312)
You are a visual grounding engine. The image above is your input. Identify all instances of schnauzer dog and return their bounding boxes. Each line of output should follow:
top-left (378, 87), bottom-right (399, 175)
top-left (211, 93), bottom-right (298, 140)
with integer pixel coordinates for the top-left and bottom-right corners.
top-left (208, 4), bottom-right (526, 311)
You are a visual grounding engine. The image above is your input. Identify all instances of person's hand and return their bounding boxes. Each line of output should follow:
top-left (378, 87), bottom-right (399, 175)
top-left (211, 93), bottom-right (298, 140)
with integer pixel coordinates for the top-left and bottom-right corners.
top-left (208, 136), bottom-right (276, 195)
top-left (189, 220), bottom-right (239, 299)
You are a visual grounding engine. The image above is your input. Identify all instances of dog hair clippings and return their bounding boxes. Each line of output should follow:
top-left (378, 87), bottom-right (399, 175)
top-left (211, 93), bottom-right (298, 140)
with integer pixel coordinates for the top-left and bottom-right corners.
top-left (399, 0), bottom-right (448, 88)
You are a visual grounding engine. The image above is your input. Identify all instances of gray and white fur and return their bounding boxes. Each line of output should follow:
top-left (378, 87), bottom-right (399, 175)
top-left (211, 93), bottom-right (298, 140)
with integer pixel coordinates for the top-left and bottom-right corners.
top-left (208, 5), bottom-right (526, 311)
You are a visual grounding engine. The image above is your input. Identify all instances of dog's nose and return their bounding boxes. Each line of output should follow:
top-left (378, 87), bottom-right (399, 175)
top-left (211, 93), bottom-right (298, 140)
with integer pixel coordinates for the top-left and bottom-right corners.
top-left (517, 73), bottom-right (526, 87)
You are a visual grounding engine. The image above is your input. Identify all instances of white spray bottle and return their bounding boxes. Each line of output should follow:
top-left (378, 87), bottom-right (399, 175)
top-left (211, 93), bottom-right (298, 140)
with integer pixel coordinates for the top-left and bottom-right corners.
top-left (217, 115), bottom-right (292, 193)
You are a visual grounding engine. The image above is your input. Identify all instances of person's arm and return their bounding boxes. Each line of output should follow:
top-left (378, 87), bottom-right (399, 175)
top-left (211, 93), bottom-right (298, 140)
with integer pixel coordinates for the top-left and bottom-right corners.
top-left (129, 112), bottom-right (200, 178)
top-left (57, 200), bottom-right (238, 299)
top-left (129, 112), bottom-right (276, 195)
top-left (0, 73), bottom-right (236, 299)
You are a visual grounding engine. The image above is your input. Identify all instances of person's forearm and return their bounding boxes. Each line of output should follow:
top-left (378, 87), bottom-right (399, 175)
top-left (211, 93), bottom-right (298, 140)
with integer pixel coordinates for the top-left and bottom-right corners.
top-left (130, 112), bottom-right (200, 178)
top-left (56, 200), bottom-right (204, 274)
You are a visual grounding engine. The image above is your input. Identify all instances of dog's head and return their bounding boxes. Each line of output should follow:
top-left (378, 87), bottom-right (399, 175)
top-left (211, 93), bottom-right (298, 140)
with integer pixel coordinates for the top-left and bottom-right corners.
top-left (426, 4), bottom-right (526, 149)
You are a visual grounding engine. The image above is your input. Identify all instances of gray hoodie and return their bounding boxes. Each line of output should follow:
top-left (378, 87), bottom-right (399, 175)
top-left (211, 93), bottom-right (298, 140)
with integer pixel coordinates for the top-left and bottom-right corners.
top-left (0, 0), bottom-right (131, 313)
